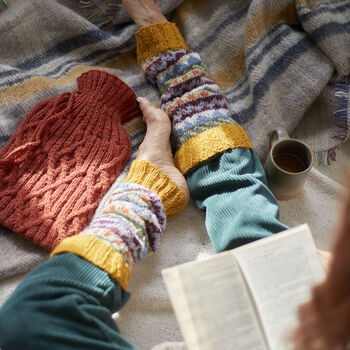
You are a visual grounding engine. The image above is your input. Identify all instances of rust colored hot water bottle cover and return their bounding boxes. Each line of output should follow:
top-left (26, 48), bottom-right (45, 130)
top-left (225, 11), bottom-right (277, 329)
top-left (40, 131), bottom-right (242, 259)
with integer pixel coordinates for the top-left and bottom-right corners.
top-left (0, 70), bottom-right (141, 251)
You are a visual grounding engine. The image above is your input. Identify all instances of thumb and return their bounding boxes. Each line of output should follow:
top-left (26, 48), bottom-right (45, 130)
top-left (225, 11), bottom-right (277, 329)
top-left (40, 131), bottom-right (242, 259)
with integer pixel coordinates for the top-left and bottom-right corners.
top-left (136, 97), bottom-right (168, 123)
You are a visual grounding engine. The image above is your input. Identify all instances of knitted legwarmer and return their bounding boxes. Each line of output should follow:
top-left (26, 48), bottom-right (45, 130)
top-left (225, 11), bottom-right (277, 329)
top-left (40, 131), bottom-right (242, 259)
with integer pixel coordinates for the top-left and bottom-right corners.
top-left (136, 23), bottom-right (253, 174)
top-left (0, 70), bottom-right (140, 251)
top-left (52, 160), bottom-right (187, 290)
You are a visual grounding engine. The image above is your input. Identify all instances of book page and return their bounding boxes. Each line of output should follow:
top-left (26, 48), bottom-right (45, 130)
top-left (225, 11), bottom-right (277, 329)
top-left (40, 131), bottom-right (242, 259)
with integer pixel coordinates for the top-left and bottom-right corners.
top-left (163, 252), bottom-right (267, 350)
top-left (234, 224), bottom-right (326, 350)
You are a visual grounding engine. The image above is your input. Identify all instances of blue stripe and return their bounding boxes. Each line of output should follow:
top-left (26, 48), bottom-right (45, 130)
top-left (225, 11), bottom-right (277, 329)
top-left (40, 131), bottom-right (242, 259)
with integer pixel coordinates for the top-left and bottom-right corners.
top-left (209, 20), bottom-right (303, 99)
top-left (231, 37), bottom-right (316, 124)
top-left (0, 25), bottom-right (135, 80)
top-left (0, 30), bottom-right (113, 78)
top-left (234, 15), bottom-right (350, 123)
top-left (0, 134), bottom-right (9, 147)
top-left (226, 81), bottom-right (250, 103)
top-left (0, 37), bottom-right (136, 88)
top-left (309, 19), bottom-right (350, 42)
top-left (225, 17), bottom-right (349, 104)
top-left (247, 27), bottom-right (293, 72)
top-left (246, 20), bottom-right (301, 56)
top-left (191, 3), bottom-right (250, 52)
top-left (0, 4), bottom-right (284, 88)
top-left (0, 8), bottom-right (246, 87)
top-left (224, 26), bottom-right (296, 100)
top-left (298, 0), bottom-right (350, 21)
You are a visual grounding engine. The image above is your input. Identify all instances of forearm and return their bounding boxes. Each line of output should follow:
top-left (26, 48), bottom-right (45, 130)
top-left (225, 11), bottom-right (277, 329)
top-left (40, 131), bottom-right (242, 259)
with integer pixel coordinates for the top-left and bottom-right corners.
top-left (0, 253), bottom-right (136, 350)
top-left (51, 159), bottom-right (185, 289)
top-left (187, 149), bottom-right (289, 252)
top-left (136, 22), bottom-right (252, 175)
top-left (136, 22), bottom-right (287, 249)
top-left (0, 159), bottom-right (186, 349)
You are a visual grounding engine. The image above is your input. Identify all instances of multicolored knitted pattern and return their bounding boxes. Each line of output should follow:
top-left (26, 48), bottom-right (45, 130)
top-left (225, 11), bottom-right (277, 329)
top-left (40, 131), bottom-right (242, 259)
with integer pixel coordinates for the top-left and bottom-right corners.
top-left (136, 23), bottom-right (253, 175)
top-left (77, 0), bottom-right (123, 27)
top-left (51, 159), bottom-right (186, 290)
top-left (80, 182), bottom-right (166, 267)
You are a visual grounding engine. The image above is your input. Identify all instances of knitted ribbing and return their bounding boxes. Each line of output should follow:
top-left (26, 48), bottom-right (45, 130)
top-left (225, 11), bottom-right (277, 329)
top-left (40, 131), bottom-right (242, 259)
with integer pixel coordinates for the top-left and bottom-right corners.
top-left (136, 22), bottom-right (189, 65)
top-left (52, 179), bottom-right (167, 289)
top-left (123, 160), bottom-right (187, 220)
top-left (0, 70), bottom-right (141, 251)
top-left (137, 23), bottom-right (253, 174)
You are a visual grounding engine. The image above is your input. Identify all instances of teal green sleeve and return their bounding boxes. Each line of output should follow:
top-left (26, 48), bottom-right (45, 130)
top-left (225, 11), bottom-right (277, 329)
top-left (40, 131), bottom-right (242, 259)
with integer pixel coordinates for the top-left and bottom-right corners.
top-left (0, 253), bottom-right (137, 350)
top-left (187, 148), bottom-right (288, 252)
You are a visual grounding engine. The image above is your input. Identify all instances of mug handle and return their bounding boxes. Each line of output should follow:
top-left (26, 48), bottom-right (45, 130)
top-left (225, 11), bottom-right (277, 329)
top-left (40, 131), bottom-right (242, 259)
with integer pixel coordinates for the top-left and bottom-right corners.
top-left (270, 128), bottom-right (290, 148)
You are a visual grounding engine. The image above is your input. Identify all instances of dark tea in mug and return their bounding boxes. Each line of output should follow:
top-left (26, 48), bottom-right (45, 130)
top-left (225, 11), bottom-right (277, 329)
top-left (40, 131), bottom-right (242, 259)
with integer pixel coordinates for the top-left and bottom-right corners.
top-left (273, 153), bottom-right (307, 173)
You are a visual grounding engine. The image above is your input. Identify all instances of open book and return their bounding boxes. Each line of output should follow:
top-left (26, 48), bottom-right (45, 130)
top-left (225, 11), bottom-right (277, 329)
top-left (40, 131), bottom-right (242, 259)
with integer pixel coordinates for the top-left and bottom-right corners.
top-left (162, 224), bottom-right (325, 350)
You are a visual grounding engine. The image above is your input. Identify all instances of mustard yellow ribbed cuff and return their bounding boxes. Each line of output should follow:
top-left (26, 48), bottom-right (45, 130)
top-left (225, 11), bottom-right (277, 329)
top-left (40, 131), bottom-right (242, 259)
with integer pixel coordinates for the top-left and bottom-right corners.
top-left (51, 236), bottom-right (131, 290)
top-left (123, 159), bottom-right (186, 220)
top-left (175, 124), bottom-right (253, 174)
top-left (136, 22), bottom-right (189, 65)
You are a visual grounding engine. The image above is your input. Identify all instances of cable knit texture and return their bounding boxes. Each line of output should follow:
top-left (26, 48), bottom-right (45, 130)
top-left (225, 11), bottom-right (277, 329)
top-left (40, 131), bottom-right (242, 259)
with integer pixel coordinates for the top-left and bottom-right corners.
top-left (0, 70), bottom-right (141, 251)
top-left (137, 24), bottom-right (253, 174)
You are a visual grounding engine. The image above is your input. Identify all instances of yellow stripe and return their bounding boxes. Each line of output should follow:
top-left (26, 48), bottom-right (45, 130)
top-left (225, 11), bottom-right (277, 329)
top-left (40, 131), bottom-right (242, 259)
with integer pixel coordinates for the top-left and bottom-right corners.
top-left (0, 53), bottom-right (136, 107)
top-left (51, 236), bottom-right (131, 290)
top-left (174, 124), bottom-right (253, 174)
top-left (296, 0), bottom-right (330, 9)
top-left (136, 22), bottom-right (188, 65)
top-left (123, 160), bottom-right (187, 220)
top-left (103, 51), bottom-right (137, 70)
top-left (210, 4), bottom-right (297, 90)
top-left (245, 3), bottom-right (298, 47)
top-left (211, 51), bottom-right (246, 90)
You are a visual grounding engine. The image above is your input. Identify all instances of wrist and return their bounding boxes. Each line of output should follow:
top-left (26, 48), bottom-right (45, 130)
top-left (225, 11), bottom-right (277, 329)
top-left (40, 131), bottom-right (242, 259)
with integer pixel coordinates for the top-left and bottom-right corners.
top-left (136, 13), bottom-right (168, 27)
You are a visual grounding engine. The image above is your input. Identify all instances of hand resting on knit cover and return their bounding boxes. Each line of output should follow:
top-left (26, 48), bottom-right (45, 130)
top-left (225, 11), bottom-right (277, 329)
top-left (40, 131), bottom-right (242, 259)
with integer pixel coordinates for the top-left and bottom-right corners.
top-left (135, 97), bottom-right (190, 202)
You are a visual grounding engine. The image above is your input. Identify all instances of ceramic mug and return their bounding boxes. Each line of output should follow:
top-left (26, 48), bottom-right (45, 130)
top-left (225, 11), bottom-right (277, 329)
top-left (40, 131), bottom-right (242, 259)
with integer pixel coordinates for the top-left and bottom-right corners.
top-left (264, 128), bottom-right (313, 200)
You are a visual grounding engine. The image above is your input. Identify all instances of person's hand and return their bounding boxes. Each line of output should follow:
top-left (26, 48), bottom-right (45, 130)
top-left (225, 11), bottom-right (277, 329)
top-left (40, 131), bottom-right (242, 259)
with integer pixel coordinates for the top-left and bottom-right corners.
top-left (123, 0), bottom-right (168, 27)
top-left (317, 249), bottom-right (332, 272)
top-left (136, 97), bottom-right (190, 202)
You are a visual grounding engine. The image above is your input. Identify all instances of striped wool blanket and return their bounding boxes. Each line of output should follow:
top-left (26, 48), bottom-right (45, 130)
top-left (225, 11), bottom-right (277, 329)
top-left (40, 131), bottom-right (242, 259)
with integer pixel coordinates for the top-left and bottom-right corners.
top-left (0, 0), bottom-right (349, 279)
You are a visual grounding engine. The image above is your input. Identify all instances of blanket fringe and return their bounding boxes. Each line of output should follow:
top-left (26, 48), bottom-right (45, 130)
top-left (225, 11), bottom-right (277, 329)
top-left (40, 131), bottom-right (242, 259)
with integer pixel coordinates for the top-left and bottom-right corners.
top-left (78, 0), bottom-right (122, 27)
top-left (323, 76), bottom-right (350, 165)
top-left (316, 77), bottom-right (350, 166)
top-left (313, 146), bottom-right (339, 167)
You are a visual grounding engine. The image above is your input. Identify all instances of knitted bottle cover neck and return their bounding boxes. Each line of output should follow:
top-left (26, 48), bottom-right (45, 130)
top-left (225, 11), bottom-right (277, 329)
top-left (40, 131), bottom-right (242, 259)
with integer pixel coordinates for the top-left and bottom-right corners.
top-left (0, 70), bottom-right (141, 251)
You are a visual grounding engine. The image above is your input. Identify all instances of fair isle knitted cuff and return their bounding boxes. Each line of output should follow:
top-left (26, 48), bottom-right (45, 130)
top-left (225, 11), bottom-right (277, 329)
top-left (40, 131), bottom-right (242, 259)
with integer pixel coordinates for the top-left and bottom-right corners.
top-left (141, 49), bottom-right (253, 174)
top-left (123, 160), bottom-right (187, 220)
top-left (51, 182), bottom-right (166, 290)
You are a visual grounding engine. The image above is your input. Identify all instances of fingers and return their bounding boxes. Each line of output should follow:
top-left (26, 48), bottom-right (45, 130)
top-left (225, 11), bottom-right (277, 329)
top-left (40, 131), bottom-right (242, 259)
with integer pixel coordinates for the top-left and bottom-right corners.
top-left (336, 166), bottom-right (350, 240)
top-left (137, 97), bottom-right (169, 124)
top-left (317, 249), bottom-right (332, 272)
